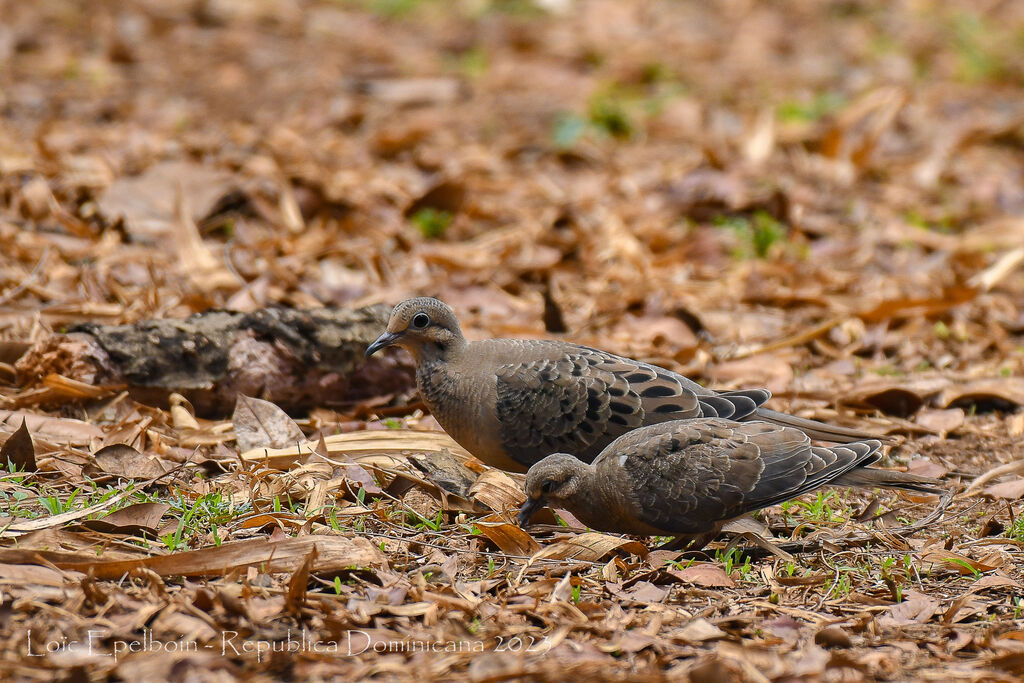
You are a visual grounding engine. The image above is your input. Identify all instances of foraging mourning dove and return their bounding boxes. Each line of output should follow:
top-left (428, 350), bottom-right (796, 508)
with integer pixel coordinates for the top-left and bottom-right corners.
top-left (517, 418), bottom-right (942, 548)
top-left (366, 297), bottom-right (878, 473)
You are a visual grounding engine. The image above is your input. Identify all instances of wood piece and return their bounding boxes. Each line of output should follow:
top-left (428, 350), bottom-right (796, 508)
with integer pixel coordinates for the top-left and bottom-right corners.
top-left (16, 305), bottom-right (413, 414)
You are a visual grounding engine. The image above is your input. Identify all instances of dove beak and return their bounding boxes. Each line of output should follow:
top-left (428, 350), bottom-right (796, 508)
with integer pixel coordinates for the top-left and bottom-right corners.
top-left (365, 331), bottom-right (402, 358)
top-left (517, 496), bottom-right (545, 528)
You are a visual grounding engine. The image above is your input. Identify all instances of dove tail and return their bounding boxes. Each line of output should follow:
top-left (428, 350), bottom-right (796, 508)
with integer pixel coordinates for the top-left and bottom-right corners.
top-left (751, 407), bottom-right (888, 444)
top-left (832, 468), bottom-right (945, 495)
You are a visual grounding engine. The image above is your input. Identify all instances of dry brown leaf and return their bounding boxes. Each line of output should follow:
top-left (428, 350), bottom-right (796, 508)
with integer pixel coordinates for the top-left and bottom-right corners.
top-left (914, 407), bottom-right (965, 436)
top-left (939, 378), bottom-right (1024, 412)
top-left (878, 593), bottom-right (939, 627)
top-left (667, 563), bottom-right (736, 588)
top-left (0, 563), bottom-right (82, 588)
top-left (906, 458), bottom-right (948, 480)
top-left (0, 418), bottom-right (34, 471)
top-left (607, 580), bottom-right (669, 604)
top-left (96, 160), bottom-right (238, 240)
top-left (469, 470), bottom-right (526, 513)
top-left (0, 410), bottom-right (102, 445)
top-left (232, 393), bottom-right (305, 452)
top-left (671, 618), bottom-right (727, 644)
top-left (921, 550), bottom-right (1001, 575)
top-left (838, 380), bottom-right (944, 417)
top-left (534, 533), bottom-right (648, 562)
top-left (983, 478), bottom-right (1024, 501)
top-left (75, 502), bottom-right (170, 536)
top-left (240, 429), bottom-right (473, 469)
top-left (475, 515), bottom-right (541, 556)
top-left (93, 443), bottom-right (171, 480)
top-left (0, 468), bottom-right (175, 537)
top-left (0, 535), bottom-right (387, 579)
top-left (285, 545), bottom-right (317, 614)
top-left (858, 288), bottom-right (977, 323)
top-left (169, 393), bottom-right (201, 430)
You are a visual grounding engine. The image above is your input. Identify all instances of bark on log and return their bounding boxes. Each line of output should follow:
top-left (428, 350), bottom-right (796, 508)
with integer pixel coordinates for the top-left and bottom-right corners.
top-left (15, 306), bottom-right (414, 415)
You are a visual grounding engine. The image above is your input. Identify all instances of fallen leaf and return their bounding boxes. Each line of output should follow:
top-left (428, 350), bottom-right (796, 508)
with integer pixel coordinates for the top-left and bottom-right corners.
top-left (0, 563), bottom-right (82, 587)
top-left (0, 468), bottom-right (174, 537)
top-left (939, 378), bottom-right (1024, 412)
top-left (671, 618), bottom-right (727, 644)
top-left (75, 502), bottom-right (171, 537)
top-left (469, 470), bottom-right (526, 513)
top-left (232, 393), bottom-right (305, 451)
top-left (914, 408), bottom-right (965, 436)
top-left (96, 160), bottom-right (239, 240)
top-left (764, 615), bottom-right (804, 642)
top-left (240, 428), bottom-right (472, 469)
top-left (814, 626), bottom-right (852, 648)
top-left (475, 516), bottom-right (541, 556)
top-left (0, 418), bottom-right (34, 471)
top-left (93, 443), bottom-right (170, 480)
top-left (921, 550), bottom-right (1001, 575)
top-left (906, 458), bottom-right (948, 479)
top-left (983, 478), bottom-right (1024, 501)
top-left (0, 535), bottom-right (387, 578)
top-left (968, 575), bottom-right (1021, 592)
top-left (878, 593), bottom-right (939, 627)
top-left (0, 410), bottom-right (102, 445)
top-left (667, 563), bottom-right (736, 588)
top-left (607, 580), bottom-right (668, 604)
top-left (534, 532), bottom-right (648, 562)
top-left (285, 546), bottom-right (317, 614)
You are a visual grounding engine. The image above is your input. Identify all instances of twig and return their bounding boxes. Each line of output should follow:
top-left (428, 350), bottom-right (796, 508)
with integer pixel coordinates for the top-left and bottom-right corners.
top-left (0, 246), bottom-right (51, 306)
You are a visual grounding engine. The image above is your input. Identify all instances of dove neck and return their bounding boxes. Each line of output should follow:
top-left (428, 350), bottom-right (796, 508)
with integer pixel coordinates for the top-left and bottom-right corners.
top-left (412, 331), bottom-right (467, 365)
top-left (554, 465), bottom-right (609, 528)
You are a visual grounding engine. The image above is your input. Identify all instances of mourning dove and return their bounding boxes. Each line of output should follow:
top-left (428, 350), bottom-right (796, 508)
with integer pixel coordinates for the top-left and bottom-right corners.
top-left (366, 297), bottom-right (879, 472)
top-left (517, 418), bottom-right (942, 548)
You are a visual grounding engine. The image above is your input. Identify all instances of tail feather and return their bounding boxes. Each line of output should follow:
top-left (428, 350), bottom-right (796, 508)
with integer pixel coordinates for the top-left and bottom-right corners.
top-left (751, 407), bottom-right (887, 444)
top-left (832, 467), bottom-right (944, 495)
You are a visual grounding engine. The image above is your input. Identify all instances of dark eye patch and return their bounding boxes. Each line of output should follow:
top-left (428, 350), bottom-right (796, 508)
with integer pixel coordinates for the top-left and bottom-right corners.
top-left (412, 312), bottom-right (430, 329)
top-left (541, 480), bottom-right (557, 494)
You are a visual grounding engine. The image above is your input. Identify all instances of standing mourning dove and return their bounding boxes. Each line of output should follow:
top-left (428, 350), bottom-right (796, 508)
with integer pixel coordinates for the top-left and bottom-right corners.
top-left (365, 297), bottom-right (880, 473)
top-left (517, 418), bottom-right (942, 548)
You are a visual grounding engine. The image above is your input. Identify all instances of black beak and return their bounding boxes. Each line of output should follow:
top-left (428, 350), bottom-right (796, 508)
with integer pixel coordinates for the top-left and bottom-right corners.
top-left (365, 331), bottom-right (402, 358)
top-left (517, 496), bottom-right (545, 528)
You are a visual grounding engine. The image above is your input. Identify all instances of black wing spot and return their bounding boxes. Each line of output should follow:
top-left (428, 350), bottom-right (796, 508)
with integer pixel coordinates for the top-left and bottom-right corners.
top-left (640, 384), bottom-right (678, 398)
top-left (624, 372), bottom-right (655, 383)
top-left (654, 403), bottom-right (684, 414)
top-left (609, 401), bottom-right (633, 415)
top-left (608, 386), bottom-right (627, 397)
top-left (579, 422), bottom-right (594, 434)
top-left (609, 414), bottom-right (630, 426)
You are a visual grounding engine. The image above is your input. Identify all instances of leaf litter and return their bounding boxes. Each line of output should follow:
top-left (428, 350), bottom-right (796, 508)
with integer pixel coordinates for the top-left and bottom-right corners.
top-left (2, 0), bottom-right (1024, 680)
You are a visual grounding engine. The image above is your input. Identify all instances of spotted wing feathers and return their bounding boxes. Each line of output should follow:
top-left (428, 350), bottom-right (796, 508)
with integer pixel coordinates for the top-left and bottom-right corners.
top-left (606, 419), bottom-right (882, 535)
top-left (494, 345), bottom-right (771, 467)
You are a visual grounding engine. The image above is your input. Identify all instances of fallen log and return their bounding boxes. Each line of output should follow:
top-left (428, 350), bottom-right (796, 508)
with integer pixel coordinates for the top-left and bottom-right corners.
top-left (15, 306), bottom-right (414, 414)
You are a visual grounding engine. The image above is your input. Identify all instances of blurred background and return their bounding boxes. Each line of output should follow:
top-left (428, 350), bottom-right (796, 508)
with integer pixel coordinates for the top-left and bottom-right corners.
top-left (2, 0), bottom-right (1024, 424)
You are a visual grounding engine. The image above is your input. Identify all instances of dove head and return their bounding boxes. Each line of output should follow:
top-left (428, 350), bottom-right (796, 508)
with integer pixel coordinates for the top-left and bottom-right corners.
top-left (517, 453), bottom-right (590, 527)
top-left (365, 297), bottom-right (466, 362)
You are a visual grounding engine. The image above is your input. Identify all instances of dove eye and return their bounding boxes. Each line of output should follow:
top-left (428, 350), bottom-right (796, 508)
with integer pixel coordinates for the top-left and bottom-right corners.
top-left (541, 479), bottom-right (558, 494)
top-left (411, 313), bottom-right (430, 329)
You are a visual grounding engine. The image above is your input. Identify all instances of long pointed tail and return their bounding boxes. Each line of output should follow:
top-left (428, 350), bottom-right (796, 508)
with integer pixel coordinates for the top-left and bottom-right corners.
top-left (832, 467), bottom-right (944, 495)
top-left (751, 407), bottom-right (887, 444)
